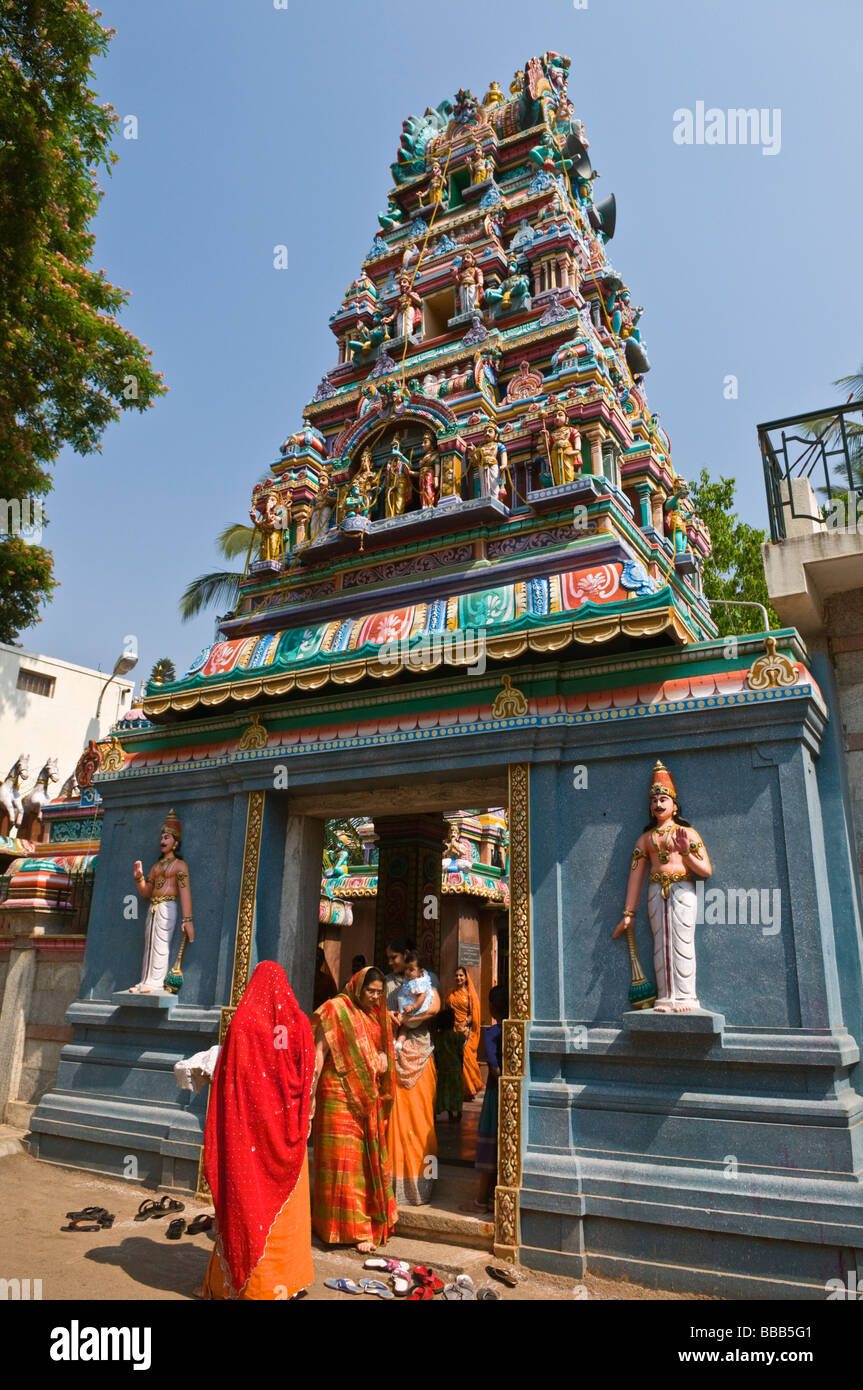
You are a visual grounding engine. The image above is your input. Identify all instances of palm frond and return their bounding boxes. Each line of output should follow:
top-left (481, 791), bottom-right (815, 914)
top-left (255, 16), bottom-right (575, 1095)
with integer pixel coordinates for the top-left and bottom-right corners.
top-left (216, 522), bottom-right (256, 562)
top-left (179, 569), bottom-right (242, 622)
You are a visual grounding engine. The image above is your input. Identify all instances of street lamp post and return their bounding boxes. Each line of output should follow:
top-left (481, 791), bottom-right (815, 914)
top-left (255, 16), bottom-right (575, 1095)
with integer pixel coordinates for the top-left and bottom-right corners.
top-left (96, 652), bottom-right (139, 722)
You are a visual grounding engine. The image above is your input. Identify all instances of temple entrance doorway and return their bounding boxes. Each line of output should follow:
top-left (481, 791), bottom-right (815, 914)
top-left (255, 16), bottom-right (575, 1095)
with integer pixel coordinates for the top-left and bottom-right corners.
top-left (284, 769), bottom-right (509, 1245)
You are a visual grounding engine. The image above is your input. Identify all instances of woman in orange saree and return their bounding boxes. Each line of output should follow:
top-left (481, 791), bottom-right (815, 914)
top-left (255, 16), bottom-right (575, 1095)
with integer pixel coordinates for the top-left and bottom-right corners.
top-left (385, 939), bottom-right (440, 1206)
top-left (448, 966), bottom-right (482, 1100)
top-left (311, 966), bottom-right (397, 1252)
top-left (202, 960), bottom-right (315, 1301)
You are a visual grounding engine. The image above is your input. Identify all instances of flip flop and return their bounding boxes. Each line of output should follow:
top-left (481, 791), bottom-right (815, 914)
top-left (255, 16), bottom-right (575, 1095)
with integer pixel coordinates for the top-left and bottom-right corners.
top-left (359, 1278), bottom-right (394, 1299)
top-left (392, 1274), bottom-right (411, 1297)
top-left (166, 1219), bottom-right (186, 1239)
top-left (66, 1206), bottom-right (110, 1222)
top-left (487, 1264), bottom-right (521, 1287)
top-left (61, 1219), bottom-right (101, 1232)
top-left (412, 1265), bottom-right (445, 1292)
top-left (456, 1274), bottom-right (475, 1293)
top-left (134, 1199), bottom-right (161, 1222)
top-left (477, 1284), bottom-right (502, 1300)
top-left (364, 1257), bottom-right (409, 1276)
top-left (323, 1278), bottom-right (364, 1295)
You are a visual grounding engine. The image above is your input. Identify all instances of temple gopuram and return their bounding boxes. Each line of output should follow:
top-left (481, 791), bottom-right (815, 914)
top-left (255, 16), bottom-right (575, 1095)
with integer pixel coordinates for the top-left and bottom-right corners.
top-left (31, 52), bottom-right (863, 1298)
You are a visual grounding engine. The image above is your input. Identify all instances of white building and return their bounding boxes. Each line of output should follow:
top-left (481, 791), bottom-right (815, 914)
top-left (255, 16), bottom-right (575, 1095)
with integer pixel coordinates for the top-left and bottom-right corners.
top-left (0, 643), bottom-right (135, 795)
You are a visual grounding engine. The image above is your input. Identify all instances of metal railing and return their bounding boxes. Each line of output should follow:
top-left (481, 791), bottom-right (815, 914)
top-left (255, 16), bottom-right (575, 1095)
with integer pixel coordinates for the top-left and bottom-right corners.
top-left (758, 401), bottom-right (863, 542)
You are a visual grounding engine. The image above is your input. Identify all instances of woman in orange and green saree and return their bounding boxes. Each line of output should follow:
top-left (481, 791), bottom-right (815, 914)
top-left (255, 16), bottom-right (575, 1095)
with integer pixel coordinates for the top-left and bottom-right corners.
top-left (311, 966), bottom-right (397, 1253)
top-left (448, 966), bottom-right (483, 1100)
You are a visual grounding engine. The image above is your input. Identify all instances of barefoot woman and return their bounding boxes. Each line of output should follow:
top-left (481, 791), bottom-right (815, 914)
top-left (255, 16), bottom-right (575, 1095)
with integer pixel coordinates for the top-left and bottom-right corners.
top-left (311, 966), bottom-right (397, 1253)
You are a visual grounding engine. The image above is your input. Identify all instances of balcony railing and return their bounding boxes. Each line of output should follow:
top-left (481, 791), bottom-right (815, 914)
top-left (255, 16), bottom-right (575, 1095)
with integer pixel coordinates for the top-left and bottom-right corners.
top-left (759, 401), bottom-right (863, 542)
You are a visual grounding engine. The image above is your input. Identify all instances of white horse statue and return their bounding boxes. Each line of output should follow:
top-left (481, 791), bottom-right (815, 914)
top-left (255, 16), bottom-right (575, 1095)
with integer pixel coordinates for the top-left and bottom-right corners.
top-left (21, 757), bottom-right (60, 841)
top-left (0, 754), bottom-right (30, 834)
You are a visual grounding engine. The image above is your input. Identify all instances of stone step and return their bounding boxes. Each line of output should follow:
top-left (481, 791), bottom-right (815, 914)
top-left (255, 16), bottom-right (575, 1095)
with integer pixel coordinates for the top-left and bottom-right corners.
top-left (395, 1163), bottom-right (494, 1251)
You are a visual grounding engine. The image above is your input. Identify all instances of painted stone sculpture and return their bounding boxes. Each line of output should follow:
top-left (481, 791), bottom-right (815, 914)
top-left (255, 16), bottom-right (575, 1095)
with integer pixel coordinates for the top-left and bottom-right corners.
top-left (612, 761), bottom-right (712, 1013)
top-left (485, 258), bottom-right (530, 313)
top-left (385, 437), bottom-right (415, 517)
top-left (130, 809), bottom-right (194, 993)
top-left (249, 483), bottom-right (287, 562)
top-left (453, 247), bottom-right (484, 315)
top-left (541, 405), bottom-right (582, 485)
top-left (468, 422), bottom-right (507, 501)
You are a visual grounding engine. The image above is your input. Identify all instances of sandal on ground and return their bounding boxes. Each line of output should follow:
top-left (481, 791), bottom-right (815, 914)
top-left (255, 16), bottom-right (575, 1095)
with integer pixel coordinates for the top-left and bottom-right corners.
top-left (134, 1199), bottom-right (161, 1222)
top-left (157, 1195), bottom-right (185, 1217)
top-left (323, 1278), bottom-right (364, 1295)
top-left (486, 1264), bottom-right (522, 1287)
top-left (359, 1278), bottom-right (394, 1299)
top-left (61, 1219), bottom-right (101, 1232)
top-left (413, 1266), bottom-right (445, 1294)
top-left (66, 1206), bottom-right (110, 1223)
top-left (392, 1274), bottom-right (411, 1297)
top-left (406, 1283), bottom-right (434, 1300)
top-left (166, 1218), bottom-right (186, 1239)
top-left (476, 1284), bottom-right (502, 1300)
top-left (363, 1256), bottom-right (409, 1275)
top-left (186, 1214), bottom-right (214, 1235)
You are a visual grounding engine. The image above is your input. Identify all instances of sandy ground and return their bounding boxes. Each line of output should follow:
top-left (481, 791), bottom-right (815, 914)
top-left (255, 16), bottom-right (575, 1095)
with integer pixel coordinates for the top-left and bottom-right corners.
top-left (0, 1143), bottom-right (695, 1302)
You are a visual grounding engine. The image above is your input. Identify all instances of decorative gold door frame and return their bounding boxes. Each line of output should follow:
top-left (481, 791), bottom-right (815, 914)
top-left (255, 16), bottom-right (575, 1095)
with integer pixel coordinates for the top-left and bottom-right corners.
top-left (195, 789), bottom-right (265, 1197)
top-left (494, 762), bottom-right (530, 1260)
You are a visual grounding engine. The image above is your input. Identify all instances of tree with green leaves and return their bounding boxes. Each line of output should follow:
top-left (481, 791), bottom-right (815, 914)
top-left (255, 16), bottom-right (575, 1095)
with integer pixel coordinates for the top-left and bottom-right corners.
top-left (0, 2), bottom-right (168, 642)
top-left (689, 469), bottom-right (778, 637)
top-left (179, 522), bottom-right (253, 622)
top-left (149, 657), bottom-right (176, 685)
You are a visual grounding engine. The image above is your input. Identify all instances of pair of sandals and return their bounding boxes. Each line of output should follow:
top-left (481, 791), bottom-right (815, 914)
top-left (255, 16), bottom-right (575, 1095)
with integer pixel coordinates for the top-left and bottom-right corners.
top-left (134, 1195), bottom-right (185, 1222)
top-left (167, 1214), bottom-right (214, 1240)
top-left (61, 1206), bottom-right (114, 1232)
top-left (323, 1277), bottom-right (394, 1298)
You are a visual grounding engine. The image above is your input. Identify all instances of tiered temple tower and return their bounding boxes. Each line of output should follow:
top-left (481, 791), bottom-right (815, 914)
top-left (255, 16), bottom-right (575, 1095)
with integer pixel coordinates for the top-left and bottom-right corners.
top-left (143, 51), bottom-right (713, 722)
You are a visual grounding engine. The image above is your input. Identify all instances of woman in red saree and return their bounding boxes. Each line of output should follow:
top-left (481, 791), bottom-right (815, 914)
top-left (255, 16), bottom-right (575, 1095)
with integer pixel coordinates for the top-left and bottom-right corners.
top-left (448, 966), bottom-right (482, 1100)
top-left (202, 960), bottom-right (315, 1300)
top-left (311, 966), bottom-right (397, 1252)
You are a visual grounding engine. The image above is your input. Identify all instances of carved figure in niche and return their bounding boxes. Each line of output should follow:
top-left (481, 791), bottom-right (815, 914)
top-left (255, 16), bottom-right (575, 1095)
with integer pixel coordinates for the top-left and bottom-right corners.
top-left (664, 477), bottom-right (693, 553)
top-left (469, 140), bottom-right (492, 185)
top-left (129, 810), bottom-right (194, 994)
top-left (386, 273), bottom-right (422, 340)
top-left (484, 259), bottom-right (530, 312)
top-left (416, 431), bottom-right (439, 509)
top-left (384, 437), bottom-right (415, 517)
top-left (453, 247), bottom-right (484, 315)
top-left (250, 483), bottom-right (288, 562)
top-left (540, 405), bottom-right (582, 486)
top-left (348, 311), bottom-right (389, 365)
top-left (427, 160), bottom-right (445, 207)
top-left (309, 465), bottom-right (335, 539)
top-left (612, 762), bottom-right (711, 1013)
top-left (342, 447), bottom-right (378, 519)
top-left (468, 422), bottom-right (507, 502)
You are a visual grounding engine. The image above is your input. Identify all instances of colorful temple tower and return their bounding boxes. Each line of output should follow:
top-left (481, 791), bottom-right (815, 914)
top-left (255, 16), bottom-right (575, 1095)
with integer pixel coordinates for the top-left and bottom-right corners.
top-left (31, 53), bottom-right (863, 1296)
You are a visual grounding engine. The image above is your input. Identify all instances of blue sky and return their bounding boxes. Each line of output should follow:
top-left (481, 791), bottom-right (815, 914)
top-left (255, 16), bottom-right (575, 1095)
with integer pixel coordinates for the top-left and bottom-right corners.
top-left (27, 0), bottom-right (863, 685)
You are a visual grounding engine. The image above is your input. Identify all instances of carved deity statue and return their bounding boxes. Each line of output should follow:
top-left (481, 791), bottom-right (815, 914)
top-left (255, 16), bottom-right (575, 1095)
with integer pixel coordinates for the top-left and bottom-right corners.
top-left (484, 259), bottom-right (530, 312)
top-left (612, 762), bottom-right (712, 1013)
top-left (129, 810), bottom-right (194, 993)
top-left (469, 140), bottom-right (492, 185)
top-left (309, 466), bottom-right (335, 540)
top-left (468, 423), bottom-right (507, 501)
top-left (250, 484), bottom-right (288, 562)
top-left (416, 431), bottom-right (439, 510)
top-left (384, 437), bottom-right (415, 517)
top-left (541, 405), bottom-right (582, 486)
top-left (342, 447), bottom-right (377, 519)
top-left (427, 160), bottom-right (445, 207)
top-left (453, 247), bottom-right (484, 315)
top-left (386, 273), bottom-right (422, 340)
